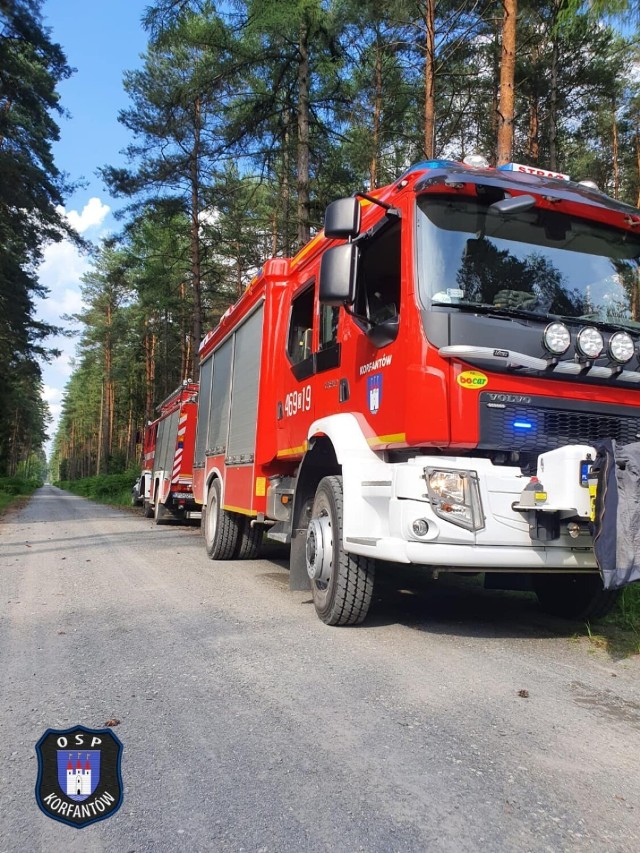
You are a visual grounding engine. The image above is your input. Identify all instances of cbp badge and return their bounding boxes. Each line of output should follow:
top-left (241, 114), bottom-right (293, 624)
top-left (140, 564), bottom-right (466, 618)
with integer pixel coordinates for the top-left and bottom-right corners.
top-left (35, 725), bottom-right (123, 827)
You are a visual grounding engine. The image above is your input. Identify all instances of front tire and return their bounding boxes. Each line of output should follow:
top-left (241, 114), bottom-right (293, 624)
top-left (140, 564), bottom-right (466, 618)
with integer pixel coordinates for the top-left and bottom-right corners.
top-left (307, 475), bottom-right (375, 626)
top-left (203, 479), bottom-right (241, 560)
top-left (533, 573), bottom-right (620, 620)
top-left (143, 499), bottom-right (154, 518)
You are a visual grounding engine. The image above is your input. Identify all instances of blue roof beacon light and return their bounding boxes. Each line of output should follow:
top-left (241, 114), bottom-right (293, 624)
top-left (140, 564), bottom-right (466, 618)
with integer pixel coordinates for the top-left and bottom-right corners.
top-left (401, 159), bottom-right (460, 179)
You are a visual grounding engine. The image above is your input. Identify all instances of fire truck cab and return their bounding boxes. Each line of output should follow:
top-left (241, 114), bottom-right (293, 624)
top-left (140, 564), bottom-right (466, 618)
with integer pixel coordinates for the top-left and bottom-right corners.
top-left (194, 159), bottom-right (640, 625)
top-left (132, 414), bottom-right (159, 516)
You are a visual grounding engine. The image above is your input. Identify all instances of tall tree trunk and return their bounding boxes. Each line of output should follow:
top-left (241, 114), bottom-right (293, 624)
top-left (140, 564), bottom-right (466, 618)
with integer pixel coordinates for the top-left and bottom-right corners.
top-left (125, 399), bottom-right (133, 468)
top-left (490, 20), bottom-right (501, 161)
top-left (144, 321), bottom-right (156, 423)
top-left (297, 18), bottom-right (310, 247)
top-left (370, 38), bottom-right (383, 188)
top-left (496, 0), bottom-right (518, 166)
top-left (108, 380), bottom-right (114, 461)
top-left (10, 407), bottom-right (20, 475)
top-left (103, 303), bottom-right (113, 472)
top-left (527, 40), bottom-right (540, 163)
top-left (96, 380), bottom-right (104, 476)
top-left (612, 98), bottom-right (620, 199)
top-left (527, 96), bottom-right (539, 163)
top-left (424, 0), bottom-right (436, 159)
top-left (179, 280), bottom-right (189, 380)
top-left (190, 96), bottom-right (203, 381)
top-left (235, 239), bottom-right (243, 297)
top-left (549, 31), bottom-right (559, 170)
top-left (280, 108), bottom-right (291, 255)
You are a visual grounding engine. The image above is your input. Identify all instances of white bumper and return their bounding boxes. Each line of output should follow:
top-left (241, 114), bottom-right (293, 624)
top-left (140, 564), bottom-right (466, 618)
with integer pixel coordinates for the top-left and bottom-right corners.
top-left (310, 414), bottom-right (598, 572)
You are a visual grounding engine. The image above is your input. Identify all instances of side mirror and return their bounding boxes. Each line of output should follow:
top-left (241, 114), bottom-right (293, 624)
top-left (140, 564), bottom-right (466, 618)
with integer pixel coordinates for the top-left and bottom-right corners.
top-left (324, 198), bottom-right (361, 239)
top-left (368, 315), bottom-right (399, 348)
top-left (319, 243), bottom-right (359, 305)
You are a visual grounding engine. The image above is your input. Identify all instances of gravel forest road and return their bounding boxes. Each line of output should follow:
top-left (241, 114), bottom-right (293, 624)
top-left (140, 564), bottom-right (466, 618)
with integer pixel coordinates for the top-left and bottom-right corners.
top-left (1, 485), bottom-right (639, 853)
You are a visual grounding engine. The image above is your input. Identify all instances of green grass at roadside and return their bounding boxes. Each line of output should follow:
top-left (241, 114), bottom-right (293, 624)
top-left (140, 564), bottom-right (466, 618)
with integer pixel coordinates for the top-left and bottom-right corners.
top-left (614, 583), bottom-right (640, 633)
top-left (0, 476), bottom-right (43, 514)
top-left (591, 583), bottom-right (640, 657)
top-left (56, 472), bottom-right (137, 507)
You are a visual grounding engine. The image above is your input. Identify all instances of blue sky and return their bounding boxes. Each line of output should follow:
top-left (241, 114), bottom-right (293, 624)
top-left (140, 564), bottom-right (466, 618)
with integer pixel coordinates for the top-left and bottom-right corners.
top-left (38, 0), bottom-right (150, 452)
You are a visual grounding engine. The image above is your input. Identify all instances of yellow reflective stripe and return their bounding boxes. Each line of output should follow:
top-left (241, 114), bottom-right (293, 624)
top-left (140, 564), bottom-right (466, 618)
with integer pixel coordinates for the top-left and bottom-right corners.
top-left (223, 505), bottom-right (257, 517)
top-left (277, 441), bottom-right (309, 458)
top-left (367, 433), bottom-right (406, 446)
top-left (290, 234), bottom-right (324, 268)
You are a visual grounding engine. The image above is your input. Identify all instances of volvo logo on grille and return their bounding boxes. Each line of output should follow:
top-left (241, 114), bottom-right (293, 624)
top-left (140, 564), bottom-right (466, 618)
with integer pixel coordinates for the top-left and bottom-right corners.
top-left (487, 393), bottom-right (532, 404)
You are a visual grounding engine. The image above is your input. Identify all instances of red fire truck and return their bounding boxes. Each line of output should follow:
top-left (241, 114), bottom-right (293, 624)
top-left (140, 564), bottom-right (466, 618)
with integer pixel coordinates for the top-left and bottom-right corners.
top-left (193, 157), bottom-right (640, 625)
top-left (142, 381), bottom-right (200, 523)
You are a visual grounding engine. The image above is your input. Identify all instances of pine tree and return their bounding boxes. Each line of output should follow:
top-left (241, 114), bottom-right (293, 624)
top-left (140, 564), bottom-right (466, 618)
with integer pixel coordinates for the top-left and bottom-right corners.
top-left (0, 0), bottom-right (78, 473)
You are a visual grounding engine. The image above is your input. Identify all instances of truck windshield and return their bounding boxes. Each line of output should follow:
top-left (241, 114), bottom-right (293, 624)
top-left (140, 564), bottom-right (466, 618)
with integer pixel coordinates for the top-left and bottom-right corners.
top-left (416, 196), bottom-right (640, 329)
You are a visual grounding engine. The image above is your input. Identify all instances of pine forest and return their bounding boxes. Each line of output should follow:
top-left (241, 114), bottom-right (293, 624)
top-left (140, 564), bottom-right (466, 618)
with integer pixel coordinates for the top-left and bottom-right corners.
top-left (1, 0), bottom-right (640, 481)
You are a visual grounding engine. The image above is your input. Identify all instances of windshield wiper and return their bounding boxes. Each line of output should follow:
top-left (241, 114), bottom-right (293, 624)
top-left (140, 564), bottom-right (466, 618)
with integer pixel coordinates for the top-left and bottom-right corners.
top-left (431, 300), bottom-right (555, 324)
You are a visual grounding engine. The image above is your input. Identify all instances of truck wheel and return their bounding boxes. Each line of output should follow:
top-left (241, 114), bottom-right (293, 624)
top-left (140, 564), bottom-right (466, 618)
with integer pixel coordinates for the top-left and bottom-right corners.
top-left (235, 517), bottom-right (263, 560)
top-left (203, 479), bottom-right (240, 560)
top-left (143, 500), bottom-right (154, 518)
top-left (533, 573), bottom-right (621, 620)
top-left (306, 475), bottom-right (375, 626)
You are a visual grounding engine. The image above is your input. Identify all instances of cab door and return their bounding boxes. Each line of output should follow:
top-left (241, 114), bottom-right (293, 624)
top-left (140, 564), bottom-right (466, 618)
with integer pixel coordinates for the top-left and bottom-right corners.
top-left (278, 281), bottom-right (316, 459)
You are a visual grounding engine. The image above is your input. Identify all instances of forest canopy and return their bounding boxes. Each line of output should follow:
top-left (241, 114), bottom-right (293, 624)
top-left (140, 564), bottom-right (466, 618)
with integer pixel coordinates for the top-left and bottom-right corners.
top-left (4, 1), bottom-right (638, 479)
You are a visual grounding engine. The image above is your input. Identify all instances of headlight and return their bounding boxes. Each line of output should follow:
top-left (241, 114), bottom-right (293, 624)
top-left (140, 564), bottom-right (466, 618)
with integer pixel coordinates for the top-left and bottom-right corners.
top-left (608, 331), bottom-right (635, 364)
top-left (576, 326), bottom-right (604, 359)
top-left (424, 468), bottom-right (484, 531)
top-left (543, 322), bottom-right (571, 355)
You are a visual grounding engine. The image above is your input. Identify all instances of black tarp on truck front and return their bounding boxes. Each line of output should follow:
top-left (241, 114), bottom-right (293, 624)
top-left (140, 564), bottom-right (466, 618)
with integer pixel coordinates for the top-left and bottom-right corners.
top-left (591, 439), bottom-right (640, 590)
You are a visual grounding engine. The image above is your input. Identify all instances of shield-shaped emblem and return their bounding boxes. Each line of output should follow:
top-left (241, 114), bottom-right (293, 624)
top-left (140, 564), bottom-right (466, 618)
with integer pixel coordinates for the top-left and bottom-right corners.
top-left (35, 726), bottom-right (123, 828)
top-left (367, 373), bottom-right (382, 415)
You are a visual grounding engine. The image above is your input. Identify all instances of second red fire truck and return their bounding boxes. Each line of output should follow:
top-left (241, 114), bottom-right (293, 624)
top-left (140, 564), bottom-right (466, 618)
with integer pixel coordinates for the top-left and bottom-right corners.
top-left (192, 157), bottom-right (640, 626)
top-left (137, 381), bottom-right (200, 524)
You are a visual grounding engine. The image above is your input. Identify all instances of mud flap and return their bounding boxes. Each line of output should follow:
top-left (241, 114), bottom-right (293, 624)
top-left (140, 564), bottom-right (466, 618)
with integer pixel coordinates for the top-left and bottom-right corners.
top-left (289, 528), bottom-right (311, 591)
top-left (591, 439), bottom-right (640, 590)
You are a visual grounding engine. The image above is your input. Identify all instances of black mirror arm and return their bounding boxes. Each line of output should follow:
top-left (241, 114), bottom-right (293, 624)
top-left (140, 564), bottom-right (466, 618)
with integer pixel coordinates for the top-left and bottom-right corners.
top-left (344, 304), bottom-right (371, 325)
top-left (355, 192), bottom-right (402, 219)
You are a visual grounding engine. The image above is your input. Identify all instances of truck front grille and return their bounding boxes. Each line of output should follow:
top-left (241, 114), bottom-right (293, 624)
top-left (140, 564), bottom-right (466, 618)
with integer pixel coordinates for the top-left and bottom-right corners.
top-left (478, 393), bottom-right (640, 453)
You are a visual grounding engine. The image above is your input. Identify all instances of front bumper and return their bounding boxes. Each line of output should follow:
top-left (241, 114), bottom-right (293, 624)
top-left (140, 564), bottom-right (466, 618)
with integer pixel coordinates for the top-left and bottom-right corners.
top-left (341, 446), bottom-right (598, 572)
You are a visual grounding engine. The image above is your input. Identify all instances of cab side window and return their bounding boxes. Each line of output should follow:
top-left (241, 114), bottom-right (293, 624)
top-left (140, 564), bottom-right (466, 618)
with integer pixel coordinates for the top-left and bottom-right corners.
top-left (355, 221), bottom-right (401, 326)
top-left (287, 285), bottom-right (314, 366)
top-left (319, 305), bottom-right (339, 350)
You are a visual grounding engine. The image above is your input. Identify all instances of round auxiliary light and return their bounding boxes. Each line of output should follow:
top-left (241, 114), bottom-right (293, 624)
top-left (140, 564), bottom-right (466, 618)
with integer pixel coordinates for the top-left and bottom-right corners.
top-left (576, 326), bottom-right (604, 359)
top-left (412, 518), bottom-right (429, 537)
top-left (543, 321), bottom-right (571, 355)
top-left (609, 331), bottom-right (635, 364)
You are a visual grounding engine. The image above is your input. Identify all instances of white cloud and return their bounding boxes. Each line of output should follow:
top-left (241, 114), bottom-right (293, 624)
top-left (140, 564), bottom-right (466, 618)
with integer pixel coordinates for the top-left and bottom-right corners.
top-left (61, 197), bottom-right (111, 234)
top-left (51, 352), bottom-right (75, 378)
top-left (39, 239), bottom-right (90, 293)
top-left (45, 391), bottom-right (63, 423)
top-left (42, 384), bottom-right (62, 404)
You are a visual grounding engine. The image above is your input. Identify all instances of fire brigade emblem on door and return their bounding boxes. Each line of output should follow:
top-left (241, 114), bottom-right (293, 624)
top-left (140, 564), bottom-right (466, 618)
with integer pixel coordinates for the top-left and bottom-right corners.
top-left (35, 725), bottom-right (123, 827)
top-left (368, 373), bottom-right (382, 415)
